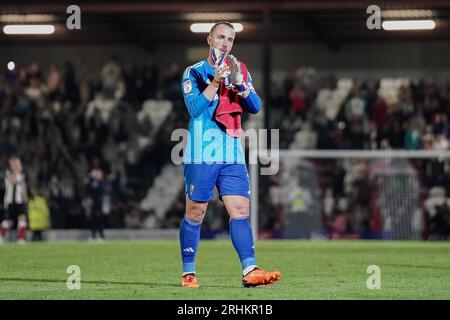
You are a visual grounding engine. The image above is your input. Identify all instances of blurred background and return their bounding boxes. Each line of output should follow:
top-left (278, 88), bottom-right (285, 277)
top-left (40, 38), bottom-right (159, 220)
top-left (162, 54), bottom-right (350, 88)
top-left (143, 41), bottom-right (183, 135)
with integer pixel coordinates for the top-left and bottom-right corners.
top-left (1, 0), bottom-right (450, 242)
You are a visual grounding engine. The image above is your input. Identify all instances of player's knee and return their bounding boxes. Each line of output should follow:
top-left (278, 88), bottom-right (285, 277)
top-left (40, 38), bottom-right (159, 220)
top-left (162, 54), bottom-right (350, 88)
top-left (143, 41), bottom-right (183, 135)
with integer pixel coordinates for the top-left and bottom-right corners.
top-left (231, 203), bottom-right (250, 218)
top-left (187, 203), bottom-right (207, 222)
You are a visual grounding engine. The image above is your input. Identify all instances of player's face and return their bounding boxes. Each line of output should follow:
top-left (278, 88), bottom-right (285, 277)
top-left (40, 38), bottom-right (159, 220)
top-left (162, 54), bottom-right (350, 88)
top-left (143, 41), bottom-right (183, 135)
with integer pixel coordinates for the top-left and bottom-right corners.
top-left (208, 25), bottom-right (235, 54)
top-left (9, 158), bottom-right (22, 173)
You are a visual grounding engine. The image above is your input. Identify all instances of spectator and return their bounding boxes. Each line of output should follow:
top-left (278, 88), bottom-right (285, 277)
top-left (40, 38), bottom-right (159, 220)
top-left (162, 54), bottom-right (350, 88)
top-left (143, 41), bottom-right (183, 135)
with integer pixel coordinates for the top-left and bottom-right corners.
top-left (1, 156), bottom-right (28, 243)
top-left (398, 85), bottom-right (415, 120)
top-left (27, 187), bottom-right (50, 241)
top-left (101, 55), bottom-right (123, 98)
top-left (405, 117), bottom-right (424, 150)
top-left (345, 86), bottom-right (366, 122)
top-left (432, 113), bottom-right (449, 136)
top-left (432, 133), bottom-right (449, 151)
top-left (86, 167), bottom-right (106, 241)
top-left (422, 126), bottom-right (434, 150)
top-left (384, 119), bottom-right (405, 149)
top-left (313, 108), bottom-right (334, 149)
top-left (370, 96), bottom-right (388, 128)
top-left (47, 64), bottom-right (61, 102)
top-left (289, 83), bottom-right (308, 120)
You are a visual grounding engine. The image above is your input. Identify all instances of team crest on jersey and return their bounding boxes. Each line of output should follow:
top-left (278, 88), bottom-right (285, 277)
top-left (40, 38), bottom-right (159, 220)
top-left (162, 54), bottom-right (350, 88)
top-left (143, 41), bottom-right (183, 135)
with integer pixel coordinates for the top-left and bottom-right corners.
top-left (183, 80), bottom-right (192, 94)
top-left (189, 183), bottom-right (195, 195)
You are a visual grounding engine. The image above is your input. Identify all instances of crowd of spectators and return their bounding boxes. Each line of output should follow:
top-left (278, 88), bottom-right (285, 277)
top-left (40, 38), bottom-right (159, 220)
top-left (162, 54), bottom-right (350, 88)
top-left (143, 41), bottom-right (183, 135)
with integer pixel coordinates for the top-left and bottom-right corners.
top-left (0, 56), bottom-right (186, 230)
top-left (1, 58), bottom-right (449, 239)
top-left (263, 67), bottom-right (450, 239)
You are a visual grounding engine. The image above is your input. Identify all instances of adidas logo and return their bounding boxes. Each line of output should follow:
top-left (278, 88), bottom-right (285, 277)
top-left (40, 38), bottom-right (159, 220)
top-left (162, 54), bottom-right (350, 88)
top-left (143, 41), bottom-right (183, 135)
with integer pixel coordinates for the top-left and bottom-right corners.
top-left (183, 247), bottom-right (195, 253)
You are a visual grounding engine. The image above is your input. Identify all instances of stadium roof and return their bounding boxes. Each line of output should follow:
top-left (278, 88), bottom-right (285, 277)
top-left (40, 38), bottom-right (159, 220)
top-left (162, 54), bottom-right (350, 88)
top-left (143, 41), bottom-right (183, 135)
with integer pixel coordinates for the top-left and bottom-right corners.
top-left (1, 0), bottom-right (450, 46)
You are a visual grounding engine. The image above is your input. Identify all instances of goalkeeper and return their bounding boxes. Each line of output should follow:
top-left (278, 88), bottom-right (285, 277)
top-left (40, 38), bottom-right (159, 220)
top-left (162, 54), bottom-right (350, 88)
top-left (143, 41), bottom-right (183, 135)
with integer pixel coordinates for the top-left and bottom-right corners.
top-left (179, 21), bottom-right (281, 288)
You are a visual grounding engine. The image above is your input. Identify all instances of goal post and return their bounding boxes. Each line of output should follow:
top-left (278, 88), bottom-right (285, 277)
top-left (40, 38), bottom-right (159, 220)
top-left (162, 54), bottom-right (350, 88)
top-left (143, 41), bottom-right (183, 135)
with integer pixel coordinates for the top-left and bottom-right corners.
top-left (250, 149), bottom-right (450, 241)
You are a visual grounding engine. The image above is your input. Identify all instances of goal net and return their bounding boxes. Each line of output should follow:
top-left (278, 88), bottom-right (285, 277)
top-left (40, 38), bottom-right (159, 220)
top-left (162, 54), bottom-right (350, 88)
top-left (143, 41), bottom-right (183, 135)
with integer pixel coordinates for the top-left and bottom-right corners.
top-left (250, 149), bottom-right (450, 240)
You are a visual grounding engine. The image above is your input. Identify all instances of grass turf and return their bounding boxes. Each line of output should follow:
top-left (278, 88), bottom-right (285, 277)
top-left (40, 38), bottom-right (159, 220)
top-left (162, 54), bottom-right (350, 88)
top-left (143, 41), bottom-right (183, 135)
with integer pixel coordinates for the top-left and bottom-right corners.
top-left (0, 240), bottom-right (449, 299)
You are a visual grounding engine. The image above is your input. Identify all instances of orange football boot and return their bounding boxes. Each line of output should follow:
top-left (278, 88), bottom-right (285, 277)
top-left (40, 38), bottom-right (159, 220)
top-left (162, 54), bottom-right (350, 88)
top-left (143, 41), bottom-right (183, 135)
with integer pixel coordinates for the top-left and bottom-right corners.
top-left (181, 273), bottom-right (200, 288)
top-left (242, 268), bottom-right (281, 288)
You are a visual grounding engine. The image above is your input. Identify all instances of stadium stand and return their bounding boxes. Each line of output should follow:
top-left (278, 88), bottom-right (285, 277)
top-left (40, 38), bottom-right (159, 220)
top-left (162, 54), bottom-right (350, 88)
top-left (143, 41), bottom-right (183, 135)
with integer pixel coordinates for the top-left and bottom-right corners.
top-left (1, 58), bottom-right (449, 240)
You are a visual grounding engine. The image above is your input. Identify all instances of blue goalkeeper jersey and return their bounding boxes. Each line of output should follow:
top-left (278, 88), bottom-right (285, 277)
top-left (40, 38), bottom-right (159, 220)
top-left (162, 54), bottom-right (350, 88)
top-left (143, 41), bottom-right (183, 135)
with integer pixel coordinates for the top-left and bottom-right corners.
top-left (181, 59), bottom-right (261, 164)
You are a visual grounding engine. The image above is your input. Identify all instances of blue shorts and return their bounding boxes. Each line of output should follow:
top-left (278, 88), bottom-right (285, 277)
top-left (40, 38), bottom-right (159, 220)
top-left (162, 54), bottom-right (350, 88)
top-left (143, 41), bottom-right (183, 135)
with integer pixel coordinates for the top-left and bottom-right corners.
top-left (183, 163), bottom-right (251, 202)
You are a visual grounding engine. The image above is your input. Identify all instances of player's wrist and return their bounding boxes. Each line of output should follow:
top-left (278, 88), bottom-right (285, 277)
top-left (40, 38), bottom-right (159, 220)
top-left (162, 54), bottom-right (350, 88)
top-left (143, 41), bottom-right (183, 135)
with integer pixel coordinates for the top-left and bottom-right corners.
top-left (235, 82), bottom-right (249, 97)
top-left (235, 82), bottom-right (247, 92)
top-left (211, 79), bottom-right (221, 88)
top-left (239, 87), bottom-right (251, 98)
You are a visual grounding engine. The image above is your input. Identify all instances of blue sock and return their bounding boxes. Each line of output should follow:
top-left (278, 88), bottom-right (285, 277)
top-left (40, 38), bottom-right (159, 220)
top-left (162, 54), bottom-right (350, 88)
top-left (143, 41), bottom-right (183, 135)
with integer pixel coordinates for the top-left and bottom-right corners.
top-left (229, 217), bottom-right (257, 275)
top-left (179, 216), bottom-right (202, 275)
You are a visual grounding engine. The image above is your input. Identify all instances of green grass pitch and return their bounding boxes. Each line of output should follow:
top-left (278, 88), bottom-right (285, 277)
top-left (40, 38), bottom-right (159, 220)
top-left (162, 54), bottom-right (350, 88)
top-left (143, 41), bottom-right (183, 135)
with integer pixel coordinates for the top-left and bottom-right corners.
top-left (1, 240), bottom-right (449, 299)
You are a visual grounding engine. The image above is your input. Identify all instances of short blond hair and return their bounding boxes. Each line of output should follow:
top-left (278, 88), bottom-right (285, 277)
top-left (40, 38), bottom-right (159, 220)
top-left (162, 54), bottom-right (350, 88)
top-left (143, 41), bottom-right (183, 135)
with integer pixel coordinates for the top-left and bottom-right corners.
top-left (209, 21), bottom-right (235, 36)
